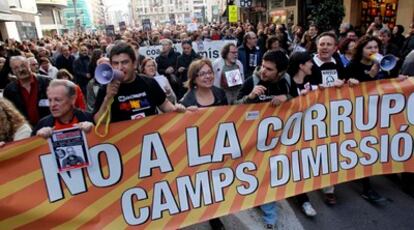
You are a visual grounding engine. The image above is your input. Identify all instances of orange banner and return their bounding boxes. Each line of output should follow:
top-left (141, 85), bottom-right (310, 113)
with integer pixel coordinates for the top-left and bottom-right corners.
top-left (1, 79), bottom-right (414, 229)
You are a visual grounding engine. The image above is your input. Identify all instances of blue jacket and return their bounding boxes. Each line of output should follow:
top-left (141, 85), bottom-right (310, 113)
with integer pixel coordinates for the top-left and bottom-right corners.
top-left (237, 44), bottom-right (262, 77)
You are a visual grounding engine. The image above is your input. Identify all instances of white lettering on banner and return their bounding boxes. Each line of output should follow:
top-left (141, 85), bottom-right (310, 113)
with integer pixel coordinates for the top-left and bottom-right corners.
top-left (35, 89), bottom-right (414, 225)
top-left (121, 162), bottom-right (259, 225)
top-left (139, 133), bottom-right (173, 178)
top-left (186, 123), bottom-right (242, 167)
top-left (40, 144), bottom-right (122, 202)
top-left (121, 188), bottom-right (149, 225)
top-left (139, 40), bottom-right (237, 60)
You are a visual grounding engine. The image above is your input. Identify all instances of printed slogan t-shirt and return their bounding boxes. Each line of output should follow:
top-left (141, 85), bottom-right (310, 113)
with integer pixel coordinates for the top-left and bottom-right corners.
top-left (94, 75), bottom-right (166, 123)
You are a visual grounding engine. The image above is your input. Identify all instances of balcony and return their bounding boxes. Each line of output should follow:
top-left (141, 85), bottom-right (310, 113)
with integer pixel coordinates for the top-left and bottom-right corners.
top-left (36, 0), bottom-right (67, 8)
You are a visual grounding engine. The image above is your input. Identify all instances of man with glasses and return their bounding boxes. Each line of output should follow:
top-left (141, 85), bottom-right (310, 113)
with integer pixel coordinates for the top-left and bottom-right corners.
top-left (3, 56), bottom-right (50, 126)
top-left (213, 43), bottom-right (245, 104)
top-left (238, 31), bottom-right (263, 77)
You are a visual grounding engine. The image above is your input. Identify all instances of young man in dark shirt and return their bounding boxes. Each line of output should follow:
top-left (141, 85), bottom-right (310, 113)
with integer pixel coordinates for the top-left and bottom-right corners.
top-left (94, 42), bottom-right (184, 123)
top-left (235, 50), bottom-right (292, 229)
top-left (236, 50), bottom-right (291, 106)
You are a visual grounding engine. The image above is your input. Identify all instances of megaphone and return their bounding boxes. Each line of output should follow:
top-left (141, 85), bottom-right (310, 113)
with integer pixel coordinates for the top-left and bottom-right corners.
top-left (370, 53), bottom-right (397, 71)
top-left (94, 63), bottom-right (123, 84)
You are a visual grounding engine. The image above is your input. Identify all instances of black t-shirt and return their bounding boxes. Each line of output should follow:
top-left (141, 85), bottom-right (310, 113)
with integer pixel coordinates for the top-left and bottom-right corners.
top-left (181, 86), bottom-right (228, 107)
top-left (237, 75), bottom-right (290, 103)
top-left (305, 56), bottom-right (345, 86)
top-left (346, 61), bottom-right (391, 82)
top-left (94, 75), bottom-right (166, 123)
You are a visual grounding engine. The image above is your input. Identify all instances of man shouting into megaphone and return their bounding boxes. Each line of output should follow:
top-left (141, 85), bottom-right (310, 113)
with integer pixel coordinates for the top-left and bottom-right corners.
top-left (93, 42), bottom-right (185, 124)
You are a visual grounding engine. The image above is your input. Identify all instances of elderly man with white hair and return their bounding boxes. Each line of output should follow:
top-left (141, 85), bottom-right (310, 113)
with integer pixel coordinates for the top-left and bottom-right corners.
top-left (33, 79), bottom-right (94, 138)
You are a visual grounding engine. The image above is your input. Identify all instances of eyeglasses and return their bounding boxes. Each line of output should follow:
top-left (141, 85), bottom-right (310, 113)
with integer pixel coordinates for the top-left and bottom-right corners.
top-left (198, 71), bottom-right (213, 77)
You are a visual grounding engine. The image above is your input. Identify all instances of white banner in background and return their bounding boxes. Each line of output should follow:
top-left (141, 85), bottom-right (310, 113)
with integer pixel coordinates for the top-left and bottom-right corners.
top-left (139, 40), bottom-right (237, 60)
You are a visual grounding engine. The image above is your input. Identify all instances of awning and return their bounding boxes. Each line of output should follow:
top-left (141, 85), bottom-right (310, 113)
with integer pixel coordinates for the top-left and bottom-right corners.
top-left (0, 12), bottom-right (23, 22)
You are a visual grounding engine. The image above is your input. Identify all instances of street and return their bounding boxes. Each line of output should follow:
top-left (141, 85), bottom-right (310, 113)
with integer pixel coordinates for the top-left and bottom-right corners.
top-left (186, 175), bottom-right (414, 230)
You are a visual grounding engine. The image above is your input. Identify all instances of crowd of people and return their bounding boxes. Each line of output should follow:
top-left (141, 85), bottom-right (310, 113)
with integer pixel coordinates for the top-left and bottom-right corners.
top-left (0, 18), bottom-right (414, 229)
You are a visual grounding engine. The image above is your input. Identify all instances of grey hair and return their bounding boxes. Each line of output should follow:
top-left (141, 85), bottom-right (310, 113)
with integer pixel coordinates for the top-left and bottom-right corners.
top-left (379, 28), bottom-right (392, 37)
top-left (160, 39), bottom-right (173, 46)
top-left (48, 79), bottom-right (77, 98)
top-left (9, 55), bottom-right (27, 63)
top-left (27, 57), bottom-right (38, 64)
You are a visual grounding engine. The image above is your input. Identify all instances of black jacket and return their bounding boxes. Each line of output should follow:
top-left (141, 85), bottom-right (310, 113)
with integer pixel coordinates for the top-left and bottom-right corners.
top-left (3, 75), bottom-right (51, 126)
top-left (176, 50), bottom-right (201, 82)
top-left (156, 49), bottom-right (180, 77)
top-left (55, 54), bottom-right (75, 74)
top-left (402, 34), bottom-right (414, 58)
top-left (73, 55), bottom-right (90, 91)
top-left (32, 109), bottom-right (94, 136)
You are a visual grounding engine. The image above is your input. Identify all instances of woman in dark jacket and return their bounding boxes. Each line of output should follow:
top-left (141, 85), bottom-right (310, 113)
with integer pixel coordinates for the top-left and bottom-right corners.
top-left (176, 40), bottom-right (201, 83)
top-left (179, 58), bottom-right (227, 230)
top-left (180, 59), bottom-right (227, 108)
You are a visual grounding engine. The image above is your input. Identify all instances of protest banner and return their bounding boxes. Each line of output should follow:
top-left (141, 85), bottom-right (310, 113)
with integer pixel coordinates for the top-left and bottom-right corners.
top-left (1, 79), bottom-right (414, 229)
top-left (139, 40), bottom-right (236, 60)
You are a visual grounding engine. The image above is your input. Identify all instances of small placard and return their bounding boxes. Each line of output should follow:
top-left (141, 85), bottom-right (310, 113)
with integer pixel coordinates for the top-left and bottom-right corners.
top-left (48, 127), bottom-right (90, 172)
top-left (321, 69), bottom-right (338, 87)
top-left (224, 69), bottom-right (243, 87)
top-left (246, 111), bottom-right (260, 121)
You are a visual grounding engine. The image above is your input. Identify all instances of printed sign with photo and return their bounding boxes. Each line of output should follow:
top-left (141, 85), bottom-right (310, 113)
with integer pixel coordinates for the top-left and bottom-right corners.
top-left (48, 127), bottom-right (90, 172)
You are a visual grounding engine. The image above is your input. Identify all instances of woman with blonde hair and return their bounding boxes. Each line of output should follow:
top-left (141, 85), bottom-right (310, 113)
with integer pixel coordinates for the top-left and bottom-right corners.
top-left (0, 98), bottom-right (32, 147)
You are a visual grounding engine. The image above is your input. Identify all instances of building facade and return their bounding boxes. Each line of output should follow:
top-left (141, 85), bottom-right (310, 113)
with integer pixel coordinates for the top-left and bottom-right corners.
top-left (36, 0), bottom-right (67, 36)
top-left (343, 0), bottom-right (413, 34)
top-left (264, 0), bottom-right (413, 33)
top-left (132, 0), bottom-right (192, 27)
top-left (0, 0), bottom-right (42, 41)
top-left (89, 0), bottom-right (105, 30)
top-left (63, 0), bottom-right (93, 30)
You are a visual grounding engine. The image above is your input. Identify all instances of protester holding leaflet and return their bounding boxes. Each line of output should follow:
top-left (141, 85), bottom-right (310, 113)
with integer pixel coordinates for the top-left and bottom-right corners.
top-left (141, 57), bottom-right (177, 104)
top-left (213, 43), bottom-right (245, 104)
top-left (303, 32), bottom-right (345, 205)
top-left (33, 79), bottom-right (94, 137)
top-left (304, 32), bottom-right (345, 89)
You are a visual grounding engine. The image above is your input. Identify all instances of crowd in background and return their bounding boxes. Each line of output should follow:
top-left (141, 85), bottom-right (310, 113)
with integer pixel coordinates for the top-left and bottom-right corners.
top-left (1, 17), bottom-right (414, 229)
